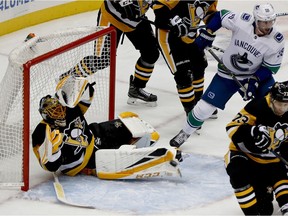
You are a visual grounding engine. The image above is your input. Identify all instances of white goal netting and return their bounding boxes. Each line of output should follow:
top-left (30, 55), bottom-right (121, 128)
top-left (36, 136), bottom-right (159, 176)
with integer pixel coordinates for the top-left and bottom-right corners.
top-left (0, 26), bottom-right (116, 190)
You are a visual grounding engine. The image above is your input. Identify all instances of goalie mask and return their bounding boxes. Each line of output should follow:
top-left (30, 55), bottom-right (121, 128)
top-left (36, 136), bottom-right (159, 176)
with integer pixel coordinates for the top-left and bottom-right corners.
top-left (39, 95), bottom-right (67, 127)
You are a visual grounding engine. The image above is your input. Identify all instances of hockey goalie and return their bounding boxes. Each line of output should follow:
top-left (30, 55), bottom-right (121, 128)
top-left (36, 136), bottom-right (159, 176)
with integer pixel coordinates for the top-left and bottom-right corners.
top-left (32, 71), bottom-right (182, 180)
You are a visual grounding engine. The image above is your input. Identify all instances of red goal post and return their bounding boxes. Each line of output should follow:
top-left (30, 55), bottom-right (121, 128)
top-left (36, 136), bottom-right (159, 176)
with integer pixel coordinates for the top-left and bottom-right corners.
top-left (0, 26), bottom-right (117, 191)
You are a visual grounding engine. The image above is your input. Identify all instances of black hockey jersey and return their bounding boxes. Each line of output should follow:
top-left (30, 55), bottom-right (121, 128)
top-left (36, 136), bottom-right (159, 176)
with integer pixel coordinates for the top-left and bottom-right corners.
top-left (32, 85), bottom-right (96, 176)
top-left (226, 95), bottom-right (288, 164)
top-left (153, 0), bottom-right (218, 43)
top-left (99, 0), bottom-right (151, 32)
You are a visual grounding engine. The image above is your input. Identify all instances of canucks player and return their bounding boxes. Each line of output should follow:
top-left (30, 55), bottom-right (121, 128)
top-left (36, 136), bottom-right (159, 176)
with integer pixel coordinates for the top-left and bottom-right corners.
top-left (170, 3), bottom-right (285, 147)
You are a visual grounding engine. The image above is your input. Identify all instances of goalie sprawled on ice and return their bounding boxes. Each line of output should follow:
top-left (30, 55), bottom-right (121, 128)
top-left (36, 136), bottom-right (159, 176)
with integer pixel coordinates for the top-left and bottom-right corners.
top-left (32, 71), bottom-right (182, 180)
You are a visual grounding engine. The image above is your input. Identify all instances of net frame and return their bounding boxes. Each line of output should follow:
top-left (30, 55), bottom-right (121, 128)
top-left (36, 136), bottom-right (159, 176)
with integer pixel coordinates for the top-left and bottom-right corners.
top-left (0, 26), bottom-right (117, 191)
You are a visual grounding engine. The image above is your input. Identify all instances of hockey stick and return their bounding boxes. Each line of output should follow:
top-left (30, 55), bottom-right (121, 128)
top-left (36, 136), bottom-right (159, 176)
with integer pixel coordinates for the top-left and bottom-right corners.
top-left (211, 45), bottom-right (225, 53)
top-left (53, 172), bottom-right (95, 208)
top-left (139, 16), bottom-right (207, 30)
top-left (270, 150), bottom-right (288, 166)
top-left (205, 47), bottom-right (249, 100)
top-left (276, 12), bottom-right (288, 17)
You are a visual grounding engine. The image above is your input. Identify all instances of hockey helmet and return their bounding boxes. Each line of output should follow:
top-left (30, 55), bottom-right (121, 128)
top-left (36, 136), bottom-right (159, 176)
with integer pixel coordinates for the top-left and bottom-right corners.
top-left (253, 3), bottom-right (276, 22)
top-left (270, 81), bottom-right (288, 102)
top-left (39, 95), bottom-right (66, 126)
top-left (253, 3), bottom-right (276, 33)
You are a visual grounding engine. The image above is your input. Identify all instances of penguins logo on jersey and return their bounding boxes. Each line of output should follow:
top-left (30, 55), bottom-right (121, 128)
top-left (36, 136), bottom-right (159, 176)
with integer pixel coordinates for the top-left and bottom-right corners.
top-left (63, 117), bottom-right (89, 154)
top-left (230, 52), bottom-right (253, 71)
top-left (193, 0), bottom-right (210, 19)
top-left (186, 0), bottom-right (210, 27)
top-left (268, 122), bottom-right (288, 150)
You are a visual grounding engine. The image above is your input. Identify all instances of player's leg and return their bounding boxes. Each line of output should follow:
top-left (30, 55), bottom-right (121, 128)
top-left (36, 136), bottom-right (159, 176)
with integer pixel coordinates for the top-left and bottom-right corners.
top-left (95, 145), bottom-right (181, 179)
top-left (269, 163), bottom-right (288, 215)
top-left (125, 21), bottom-right (159, 106)
top-left (170, 75), bottom-right (239, 147)
top-left (225, 151), bottom-right (260, 215)
top-left (189, 44), bottom-right (207, 105)
top-left (89, 112), bottom-right (159, 149)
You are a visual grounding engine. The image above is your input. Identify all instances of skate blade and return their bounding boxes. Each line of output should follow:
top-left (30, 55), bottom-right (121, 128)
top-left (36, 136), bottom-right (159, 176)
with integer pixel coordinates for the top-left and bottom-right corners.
top-left (208, 115), bottom-right (218, 120)
top-left (127, 97), bottom-right (157, 107)
top-left (195, 127), bottom-right (201, 135)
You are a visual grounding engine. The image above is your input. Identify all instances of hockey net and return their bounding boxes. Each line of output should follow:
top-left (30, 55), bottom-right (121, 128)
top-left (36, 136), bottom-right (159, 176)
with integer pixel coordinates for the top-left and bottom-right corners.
top-left (0, 26), bottom-right (116, 191)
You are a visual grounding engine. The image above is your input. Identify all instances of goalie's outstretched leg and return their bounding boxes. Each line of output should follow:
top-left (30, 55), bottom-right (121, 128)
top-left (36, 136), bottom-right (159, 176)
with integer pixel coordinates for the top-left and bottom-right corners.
top-left (127, 75), bottom-right (157, 107)
top-left (95, 145), bottom-right (182, 180)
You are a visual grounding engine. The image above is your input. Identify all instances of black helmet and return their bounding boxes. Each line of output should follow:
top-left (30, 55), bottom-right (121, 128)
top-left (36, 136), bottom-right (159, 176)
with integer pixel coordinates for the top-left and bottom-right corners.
top-left (39, 95), bottom-right (66, 127)
top-left (270, 81), bottom-right (288, 102)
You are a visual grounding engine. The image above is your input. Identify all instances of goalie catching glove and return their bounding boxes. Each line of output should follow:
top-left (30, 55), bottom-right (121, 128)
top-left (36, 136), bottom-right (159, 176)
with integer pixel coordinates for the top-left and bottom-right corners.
top-left (55, 76), bottom-right (95, 108)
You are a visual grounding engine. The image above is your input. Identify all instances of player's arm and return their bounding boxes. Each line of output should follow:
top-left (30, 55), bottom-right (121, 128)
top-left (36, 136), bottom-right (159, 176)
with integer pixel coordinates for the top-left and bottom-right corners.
top-left (152, 1), bottom-right (174, 30)
top-left (77, 81), bottom-right (95, 114)
top-left (32, 123), bottom-right (63, 172)
top-left (226, 107), bottom-right (256, 148)
top-left (243, 40), bottom-right (286, 101)
top-left (194, 9), bottom-right (230, 50)
top-left (226, 103), bottom-right (272, 154)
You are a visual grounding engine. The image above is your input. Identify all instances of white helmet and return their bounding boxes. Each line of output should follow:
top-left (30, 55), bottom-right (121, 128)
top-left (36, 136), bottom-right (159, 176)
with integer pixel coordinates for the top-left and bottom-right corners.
top-left (253, 3), bottom-right (276, 22)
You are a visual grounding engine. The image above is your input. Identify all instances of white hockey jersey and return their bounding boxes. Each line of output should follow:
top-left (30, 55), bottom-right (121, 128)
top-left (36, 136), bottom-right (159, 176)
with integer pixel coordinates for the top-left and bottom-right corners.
top-left (217, 10), bottom-right (285, 80)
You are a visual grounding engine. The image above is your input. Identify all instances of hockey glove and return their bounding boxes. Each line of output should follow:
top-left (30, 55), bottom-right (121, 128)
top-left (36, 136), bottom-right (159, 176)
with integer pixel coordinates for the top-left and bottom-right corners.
top-left (194, 29), bottom-right (216, 50)
top-left (169, 15), bottom-right (188, 37)
top-left (240, 76), bottom-right (259, 101)
top-left (117, 0), bottom-right (140, 20)
top-left (251, 125), bottom-right (271, 153)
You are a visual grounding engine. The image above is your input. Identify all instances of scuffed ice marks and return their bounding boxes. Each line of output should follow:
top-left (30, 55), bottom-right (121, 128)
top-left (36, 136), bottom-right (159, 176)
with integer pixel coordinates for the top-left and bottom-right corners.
top-left (20, 153), bottom-right (233, 214)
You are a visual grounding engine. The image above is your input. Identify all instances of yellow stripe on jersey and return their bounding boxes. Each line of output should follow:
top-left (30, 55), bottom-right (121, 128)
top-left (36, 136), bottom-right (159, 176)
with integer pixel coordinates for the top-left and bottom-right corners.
top-left (155, 0), bottom-right (179, 10)
top-left (65, 136), bottom-right (96, 176)
top-left (157, 29), bottom-right (176, 73)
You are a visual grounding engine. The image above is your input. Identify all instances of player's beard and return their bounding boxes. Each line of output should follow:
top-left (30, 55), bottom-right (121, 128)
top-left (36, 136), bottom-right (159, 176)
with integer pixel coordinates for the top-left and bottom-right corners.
top-left (255, 20), bottom-right (274, 36)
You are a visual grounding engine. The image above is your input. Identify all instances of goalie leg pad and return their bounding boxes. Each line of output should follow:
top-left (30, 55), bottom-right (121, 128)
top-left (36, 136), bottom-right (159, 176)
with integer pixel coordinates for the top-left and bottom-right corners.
top-left (118, 111), bottom-right (160, 145)
top-left (95, 146), bottom-right (181, 180)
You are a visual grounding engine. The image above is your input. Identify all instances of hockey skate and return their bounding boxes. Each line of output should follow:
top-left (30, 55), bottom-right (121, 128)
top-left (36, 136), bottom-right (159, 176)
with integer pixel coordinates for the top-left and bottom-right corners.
top-left (170, 130), bottom-right (190, 148)
top-left (127, 75), bottom-right (157, 107)
top-left (209, 109), bottom-right (218, 119)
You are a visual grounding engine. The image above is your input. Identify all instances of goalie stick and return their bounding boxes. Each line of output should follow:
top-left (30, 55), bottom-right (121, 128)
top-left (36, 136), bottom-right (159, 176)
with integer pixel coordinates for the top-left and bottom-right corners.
top-left (53, 172), bottom-right (95, 209)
